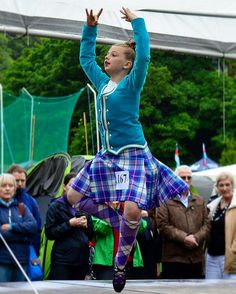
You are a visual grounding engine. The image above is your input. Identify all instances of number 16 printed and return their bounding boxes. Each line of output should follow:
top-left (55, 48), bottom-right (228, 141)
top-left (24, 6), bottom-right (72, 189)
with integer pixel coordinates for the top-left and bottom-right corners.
top-left (115, 171), bottom-right (129, 190)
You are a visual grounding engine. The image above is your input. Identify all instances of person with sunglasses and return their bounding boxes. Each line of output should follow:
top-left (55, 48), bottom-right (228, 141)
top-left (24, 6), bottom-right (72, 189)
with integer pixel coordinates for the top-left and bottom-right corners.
top-left (156, 165), bottom-right (210, 279)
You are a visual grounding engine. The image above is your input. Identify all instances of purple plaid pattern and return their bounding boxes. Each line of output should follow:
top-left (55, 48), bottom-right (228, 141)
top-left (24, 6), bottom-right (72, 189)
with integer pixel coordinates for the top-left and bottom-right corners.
top-left (115, 215), bottom-right (141, 269)
top-left (71, 146), bottom-right (188, 210)
top-left (77, 197), bottom-right (121, 231)
top-left (155, 160), bottom-right (188, 206)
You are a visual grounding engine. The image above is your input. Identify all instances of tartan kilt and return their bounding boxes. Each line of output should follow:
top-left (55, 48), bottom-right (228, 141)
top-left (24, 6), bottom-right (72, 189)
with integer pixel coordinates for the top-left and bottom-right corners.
top-left (71, 146), bottom-right (187, 210)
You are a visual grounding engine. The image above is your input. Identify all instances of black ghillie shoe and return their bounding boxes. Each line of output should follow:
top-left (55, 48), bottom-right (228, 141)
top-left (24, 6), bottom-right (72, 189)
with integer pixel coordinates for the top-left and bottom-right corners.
top-left (112, 265), bottom-right (126, 293)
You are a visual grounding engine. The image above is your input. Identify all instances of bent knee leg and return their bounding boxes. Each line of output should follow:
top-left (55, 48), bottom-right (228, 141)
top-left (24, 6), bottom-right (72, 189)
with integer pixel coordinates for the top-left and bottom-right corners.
top-left (67, 188), bottom-right (84, 205)
top-left (124, 201), bottom-right (141, 221)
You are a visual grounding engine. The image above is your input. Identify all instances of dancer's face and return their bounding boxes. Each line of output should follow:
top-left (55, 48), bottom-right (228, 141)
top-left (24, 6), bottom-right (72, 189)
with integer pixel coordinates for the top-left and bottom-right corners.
top-left (104, 46), bottom-right (132, 76)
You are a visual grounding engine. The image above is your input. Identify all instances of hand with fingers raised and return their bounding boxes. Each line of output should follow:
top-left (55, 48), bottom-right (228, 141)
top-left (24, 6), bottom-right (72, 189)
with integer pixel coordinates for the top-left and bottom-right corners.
top-left (120, 7), bottom-right (137, 22)
top-left (86, 8), bottom-right (103, 26)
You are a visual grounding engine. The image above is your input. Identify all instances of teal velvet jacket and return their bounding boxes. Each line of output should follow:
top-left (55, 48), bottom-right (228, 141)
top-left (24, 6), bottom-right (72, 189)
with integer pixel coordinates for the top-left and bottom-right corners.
top-left (80, 18), bottom-right (150, 155)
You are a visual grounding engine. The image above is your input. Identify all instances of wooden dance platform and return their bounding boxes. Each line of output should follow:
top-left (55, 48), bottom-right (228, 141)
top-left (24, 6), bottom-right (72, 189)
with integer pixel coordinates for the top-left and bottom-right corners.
top-left (0, 279), bottom-right (235, 294)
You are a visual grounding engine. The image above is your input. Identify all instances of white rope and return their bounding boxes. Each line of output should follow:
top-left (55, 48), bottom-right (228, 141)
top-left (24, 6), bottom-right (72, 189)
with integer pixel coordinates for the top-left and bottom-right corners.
top-left (0, 233), bottom-right (40, 294)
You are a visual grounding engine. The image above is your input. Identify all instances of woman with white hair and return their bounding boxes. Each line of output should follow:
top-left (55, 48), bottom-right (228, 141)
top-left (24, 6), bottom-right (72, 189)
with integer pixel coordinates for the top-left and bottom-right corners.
top-left (206, 171), bottom-right (236, 279)
top-left (0, 173), bottom-right (37, 282)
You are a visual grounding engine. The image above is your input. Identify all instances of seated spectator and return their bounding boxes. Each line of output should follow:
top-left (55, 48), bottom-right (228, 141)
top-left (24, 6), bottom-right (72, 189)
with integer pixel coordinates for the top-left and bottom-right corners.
top-left (156, 165), bottom-right (210, 279)
top-left (0, 173), bottom-right (37, 282)
top-left (7, 164), bottom-right (42, 256)
top-left (45, 173), bottom-right (93, 280)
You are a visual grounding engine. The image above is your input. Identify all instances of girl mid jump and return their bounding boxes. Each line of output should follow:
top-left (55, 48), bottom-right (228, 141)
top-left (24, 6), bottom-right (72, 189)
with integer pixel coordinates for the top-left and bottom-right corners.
top-left (68, 7), bottom-right (187, 292)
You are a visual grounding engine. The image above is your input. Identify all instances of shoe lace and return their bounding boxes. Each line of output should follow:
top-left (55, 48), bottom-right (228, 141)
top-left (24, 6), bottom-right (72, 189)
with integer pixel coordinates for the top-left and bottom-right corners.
top-left (114, 266), bottom-right (126, 282)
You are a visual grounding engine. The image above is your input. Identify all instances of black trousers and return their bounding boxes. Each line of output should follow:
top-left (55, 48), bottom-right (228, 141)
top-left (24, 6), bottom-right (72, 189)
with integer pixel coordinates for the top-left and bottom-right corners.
top-left (50, 263), bottom-right (88, 280)
top-left (162, 262), bottom-right (203, 279)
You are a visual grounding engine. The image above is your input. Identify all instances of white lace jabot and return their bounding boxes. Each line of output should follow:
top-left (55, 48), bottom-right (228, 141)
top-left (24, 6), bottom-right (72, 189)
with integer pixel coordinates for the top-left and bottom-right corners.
top-left (102, 80), bottom-right (117, 95)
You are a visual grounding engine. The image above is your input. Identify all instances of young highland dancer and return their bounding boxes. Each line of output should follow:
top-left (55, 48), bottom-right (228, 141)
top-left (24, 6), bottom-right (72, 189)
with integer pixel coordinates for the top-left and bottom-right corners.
top-left (67, 7), bottom-right (188, 292)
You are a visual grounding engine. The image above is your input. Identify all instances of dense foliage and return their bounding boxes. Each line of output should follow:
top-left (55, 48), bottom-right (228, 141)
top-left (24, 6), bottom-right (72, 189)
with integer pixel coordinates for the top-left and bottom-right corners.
top-left (1, 33), bottom-right (236, 167)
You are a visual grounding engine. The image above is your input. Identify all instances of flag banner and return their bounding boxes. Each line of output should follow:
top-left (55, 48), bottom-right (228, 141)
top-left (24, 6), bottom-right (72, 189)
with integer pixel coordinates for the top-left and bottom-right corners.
top-left (190, 143), bottom-right (219, 172)
top-left (202, 143), bottom-right (207, 167)
top-left (175, 143), bottom-right (180, 168)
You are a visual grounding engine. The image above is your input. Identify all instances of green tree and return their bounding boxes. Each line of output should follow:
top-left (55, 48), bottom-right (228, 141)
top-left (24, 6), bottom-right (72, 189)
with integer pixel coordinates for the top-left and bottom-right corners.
top-left (219, 138), bottom-right (236, 165)
top-left (2, 38), bottom-right (85, 96)
top-left (1, 38), bottom-right (236, 165)
top-left (0, 34), bottom-right (13, 80)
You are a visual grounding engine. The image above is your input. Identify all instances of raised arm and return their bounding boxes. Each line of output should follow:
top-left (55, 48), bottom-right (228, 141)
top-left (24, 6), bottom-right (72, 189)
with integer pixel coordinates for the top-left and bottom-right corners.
top-left (120, 7), bottom-right (137, 22)
top-left (79, 8), bottom-right (108, 90)
top-left (86, 8), bottom-right (103, 26)
top-left (121, 8), bottom-right (150, 91)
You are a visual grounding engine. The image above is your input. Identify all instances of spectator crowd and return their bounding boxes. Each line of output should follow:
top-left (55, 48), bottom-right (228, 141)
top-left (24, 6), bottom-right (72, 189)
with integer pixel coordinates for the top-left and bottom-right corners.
top-left (0, 164), bottom-right (236, 282)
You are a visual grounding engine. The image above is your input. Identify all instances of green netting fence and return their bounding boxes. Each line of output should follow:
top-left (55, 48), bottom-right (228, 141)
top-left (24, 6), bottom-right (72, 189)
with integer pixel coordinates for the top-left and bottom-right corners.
top-left (1, 87), bottom-right (84, 171)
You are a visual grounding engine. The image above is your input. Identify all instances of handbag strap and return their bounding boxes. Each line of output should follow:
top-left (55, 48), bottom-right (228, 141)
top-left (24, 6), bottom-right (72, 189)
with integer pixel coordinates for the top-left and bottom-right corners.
top-left (18, 202), bottom-right (25, 217)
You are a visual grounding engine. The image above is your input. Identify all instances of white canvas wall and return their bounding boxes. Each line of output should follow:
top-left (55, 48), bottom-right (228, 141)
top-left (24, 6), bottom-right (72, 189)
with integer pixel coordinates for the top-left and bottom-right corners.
top-left (1, 0), bottom-right (236, 58)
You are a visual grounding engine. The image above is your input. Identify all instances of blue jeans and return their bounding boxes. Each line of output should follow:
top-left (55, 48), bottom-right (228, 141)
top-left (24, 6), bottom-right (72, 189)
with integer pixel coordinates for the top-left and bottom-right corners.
top-left (205, 254), bottom-right (236, 279)
top-left (0, 264), bottom-right (27, 282)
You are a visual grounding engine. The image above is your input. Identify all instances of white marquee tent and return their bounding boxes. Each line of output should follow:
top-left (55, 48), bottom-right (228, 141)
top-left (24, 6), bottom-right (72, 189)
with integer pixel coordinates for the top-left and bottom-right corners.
top-left (194, 164), bottom-right (236, 181)
top-left (192, 164), bottom-right (236, 198)
top-left (1, 0), bottom-right (236, 58)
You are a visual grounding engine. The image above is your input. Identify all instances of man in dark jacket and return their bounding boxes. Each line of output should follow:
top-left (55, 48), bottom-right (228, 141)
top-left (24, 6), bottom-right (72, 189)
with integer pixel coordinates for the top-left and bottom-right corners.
top-left (156, 165), bottom-right (210, 279)
top-left (45, 173), bottom-right (93, 280)
top-left (7, 165), bottom-right (42, 256)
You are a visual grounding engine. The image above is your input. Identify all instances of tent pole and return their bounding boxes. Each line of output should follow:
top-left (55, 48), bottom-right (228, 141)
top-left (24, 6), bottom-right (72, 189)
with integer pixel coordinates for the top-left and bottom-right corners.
top-left (22, 88), bottom-right (34, 161)
top-left (3, 124), bottom-right (15, 165)
top-left (31, 115), bottom-right (36, 162)
top-left (87, 87), bottom-right (95, 155)
top-left (87, 84), bottom-right (99, 152)
top-left (0, 84), bottom-right (3, 173)
top-left (83, 112), bottom-right (89, 156)
top-left (140, 8), bottom-right (236, 19)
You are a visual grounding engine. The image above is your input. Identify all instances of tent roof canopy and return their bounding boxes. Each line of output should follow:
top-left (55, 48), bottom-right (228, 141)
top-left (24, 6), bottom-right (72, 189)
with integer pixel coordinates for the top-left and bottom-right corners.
top-left (190, 157), bottom-right (219, 172)
top-left (1, 0), bottom-right (236, 58)
top-left (193, 164), bottom-right (236, 181)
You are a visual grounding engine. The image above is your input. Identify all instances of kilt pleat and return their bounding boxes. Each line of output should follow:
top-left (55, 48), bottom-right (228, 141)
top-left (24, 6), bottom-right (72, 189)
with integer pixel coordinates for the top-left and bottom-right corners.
top-left (71, 146), bottom-right (187, 210)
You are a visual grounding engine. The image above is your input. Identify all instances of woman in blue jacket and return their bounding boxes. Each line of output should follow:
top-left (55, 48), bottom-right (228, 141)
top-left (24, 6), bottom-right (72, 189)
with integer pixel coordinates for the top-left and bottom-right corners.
top-left (0, 173), bottom-right (38, 282)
